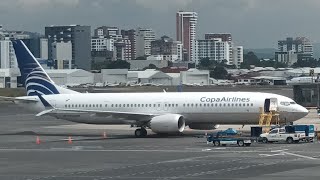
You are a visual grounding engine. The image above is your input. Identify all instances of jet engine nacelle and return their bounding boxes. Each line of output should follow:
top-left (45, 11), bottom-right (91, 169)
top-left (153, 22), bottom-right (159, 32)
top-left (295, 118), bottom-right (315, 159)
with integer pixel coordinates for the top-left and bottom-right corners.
top-left (188, 123), bottom-right (220, 130)
top-left (149, 114), bottom-right (185, 133)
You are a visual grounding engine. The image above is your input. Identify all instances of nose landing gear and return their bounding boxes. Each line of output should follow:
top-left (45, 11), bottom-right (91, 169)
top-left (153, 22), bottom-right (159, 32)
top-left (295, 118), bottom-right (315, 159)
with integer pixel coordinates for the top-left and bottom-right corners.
top-left (135, 128), bottom-right (147, 137)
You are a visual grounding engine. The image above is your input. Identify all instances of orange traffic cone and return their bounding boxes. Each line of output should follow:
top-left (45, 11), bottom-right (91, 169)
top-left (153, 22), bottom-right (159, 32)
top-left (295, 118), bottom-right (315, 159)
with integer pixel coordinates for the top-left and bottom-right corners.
top-left (68, 136), bottom-right (73, 144)
top-left (103, 131), bottom-right (107, 139)
top-left (36, 136), bottom-right (41, 144)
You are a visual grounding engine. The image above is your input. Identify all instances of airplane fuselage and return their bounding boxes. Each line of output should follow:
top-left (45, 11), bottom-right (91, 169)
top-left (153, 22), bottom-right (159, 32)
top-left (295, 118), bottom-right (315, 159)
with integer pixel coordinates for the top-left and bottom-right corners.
top-left (17, 92), bottom-right (308, 125)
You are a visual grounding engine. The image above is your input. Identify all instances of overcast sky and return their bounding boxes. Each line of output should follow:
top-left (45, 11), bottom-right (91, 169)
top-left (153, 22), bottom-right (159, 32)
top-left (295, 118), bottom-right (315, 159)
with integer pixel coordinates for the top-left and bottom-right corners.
top-left (0, 0), bottom-right (319, 48)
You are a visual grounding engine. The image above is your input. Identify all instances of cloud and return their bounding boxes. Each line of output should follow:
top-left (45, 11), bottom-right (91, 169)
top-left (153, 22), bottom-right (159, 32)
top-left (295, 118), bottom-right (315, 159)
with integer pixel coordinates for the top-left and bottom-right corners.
top-left (134, 0), bottom-right (193, 11)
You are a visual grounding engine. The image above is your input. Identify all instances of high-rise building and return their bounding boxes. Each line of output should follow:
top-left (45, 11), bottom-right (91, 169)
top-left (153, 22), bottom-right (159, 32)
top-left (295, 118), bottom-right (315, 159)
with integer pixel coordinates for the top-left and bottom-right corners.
top-left (0, 38), bottom-right (17, 69)
top-left (121, 29), bottom-right (136, 59)
top-left (276, 37), bottom-right (313, 65)
top-left (176, 11), bottom-right (198, 63)
top-left (45, 25), bottom-right (91, 70)
top-left (52, 41), bottom-right (72, 69)
top-left (233, 46), bottom-right (243, 68)
top-left (151, 36), bottom-right (183, 62)
top-left (91, 37), bottom-right (114, 52)
top-left (40, 38), bottom-right (48, 59)
top-left (136, 28), bottom-right (155, 58)
top-left (197, 38), bottom-right (230, 63)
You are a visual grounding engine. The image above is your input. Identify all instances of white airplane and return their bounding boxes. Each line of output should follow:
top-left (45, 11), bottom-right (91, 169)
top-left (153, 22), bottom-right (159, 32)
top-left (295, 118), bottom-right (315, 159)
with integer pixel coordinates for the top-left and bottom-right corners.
top-left (0, 40), bottom-right (309, 137)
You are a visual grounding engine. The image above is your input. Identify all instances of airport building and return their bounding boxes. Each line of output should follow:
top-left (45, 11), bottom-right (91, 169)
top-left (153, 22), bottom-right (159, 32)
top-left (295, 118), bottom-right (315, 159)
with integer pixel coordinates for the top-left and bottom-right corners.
top-left (46, 69), bottom-right (94, 86)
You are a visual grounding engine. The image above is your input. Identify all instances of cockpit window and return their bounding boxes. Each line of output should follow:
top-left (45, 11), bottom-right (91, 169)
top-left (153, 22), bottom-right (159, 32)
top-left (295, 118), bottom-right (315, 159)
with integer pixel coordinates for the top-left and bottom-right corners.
top-left (280, 102), bottom-right (290, 106)
top-left (290, 102), bottom-right (296, 104)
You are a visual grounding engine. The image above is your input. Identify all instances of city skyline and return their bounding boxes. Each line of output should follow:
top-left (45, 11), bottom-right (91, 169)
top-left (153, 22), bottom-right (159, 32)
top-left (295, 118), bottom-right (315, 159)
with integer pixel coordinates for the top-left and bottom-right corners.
top-left (1, 0), bottom-right (320, 48)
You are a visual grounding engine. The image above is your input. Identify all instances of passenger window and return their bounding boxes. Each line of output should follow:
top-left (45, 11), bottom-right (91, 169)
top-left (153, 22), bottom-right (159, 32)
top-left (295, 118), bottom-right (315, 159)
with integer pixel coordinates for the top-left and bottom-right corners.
top-left (247, 103), bottom-right (249, 107)
top-left (100, 104), bottom-right (102, 108)
top-left (115, 104), bottom-right (118, 107)
top-left (219, 104), bottom-right (222, 107)
top-left (231, 104), bottom-right (234, 107)
top-left (85, 104), bottom-right (88, 107)
top-left (228, 104), bottom-right (230, 107)
top-left (138, 104), bottom-right (140, 107)
top-left (207, 104), bottom-right (210, 107)
top-left (153, 104), bottom-right (156, 107)
top-left (183, 104), bottom-right (185, 107)
top-left (215, 104), bottom-right (217, 107)
top-left (200, 104), bottom-right (202, 107)
top-left (105, 104), bottom-right (107, 107)
top-left (119, 104), bottom-right (121, 107)
top-left (187, 104), bottom-right (189, 107)
top-left (211, 104), bottom-right (214, 107)
top-left (158, 104), bottom-right (160, 107)
top-left (191, 104), bottom-right (194, 107)
top-left (239, 104), bottom-right (241, 107)
top-left (93, 104), bottom-right (95, 107)
top-left (223, 104), bottom-right (226, 107)
top-left (168, 104), bottom-right (171, 107)
top-left (195, 104), bottom-right (198, 107)
top-left (65, 105), bottom-right (67, 108)
top-left (176, 104), bottom-right (178, 107)
top-left (123, 104), bottom-right (126, 107)
top-left (82, 105), bottom-right (85, 108)
top-left (111, 104), bottom-right (113, 107)
top-left (243, 103), bottom-right (246, 107)
top-left (251, 103), bottom-right (253, 106)
top-left (149, 104), bottom-right (152, 107)
top-left (89, 104), bottom-right (91, 107)
top-left (235, 104), bottom-right (238, 106)
top-left (142, 104), bottom-right (144, 107)
top-left (131, 104), bottom-right (133, 107)
top-left (134, 104), bottom-right (137, 107)
top-left (204, 104), bottom-right (206, 107)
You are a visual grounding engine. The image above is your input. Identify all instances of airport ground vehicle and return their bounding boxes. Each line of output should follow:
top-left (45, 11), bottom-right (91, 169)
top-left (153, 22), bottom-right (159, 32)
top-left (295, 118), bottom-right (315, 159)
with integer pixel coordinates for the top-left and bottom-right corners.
top-left (259, 127), bottom-right (300, 144)
top-left (291, 125), bottom-right (315, 142)
top-left (207, 129), bottom-right (252, 147)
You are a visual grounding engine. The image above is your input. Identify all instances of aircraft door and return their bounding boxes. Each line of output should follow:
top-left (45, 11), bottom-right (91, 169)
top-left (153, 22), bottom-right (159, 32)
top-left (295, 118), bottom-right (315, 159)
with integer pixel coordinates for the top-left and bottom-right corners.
top-left (264, 98), bottom-right (278, 113)
top-left (264, 99), bottom-right (270, 112)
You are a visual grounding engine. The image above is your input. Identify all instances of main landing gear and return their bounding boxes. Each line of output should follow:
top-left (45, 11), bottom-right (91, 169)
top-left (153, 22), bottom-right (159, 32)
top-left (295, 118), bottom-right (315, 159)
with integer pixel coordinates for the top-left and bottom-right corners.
top-left (135, 128), bottom-right (147, 138)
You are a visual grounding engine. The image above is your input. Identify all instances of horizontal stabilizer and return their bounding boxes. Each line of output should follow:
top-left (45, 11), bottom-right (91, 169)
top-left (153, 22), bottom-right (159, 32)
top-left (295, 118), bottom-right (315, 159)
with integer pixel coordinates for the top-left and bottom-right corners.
top-left (0, 96), bottom-right (38, 103)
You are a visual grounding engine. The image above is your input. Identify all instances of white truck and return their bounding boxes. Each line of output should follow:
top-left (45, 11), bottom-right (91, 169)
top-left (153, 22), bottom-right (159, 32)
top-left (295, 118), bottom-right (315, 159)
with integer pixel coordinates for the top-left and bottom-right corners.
top-left (259, 128), bottom-right (300, 144)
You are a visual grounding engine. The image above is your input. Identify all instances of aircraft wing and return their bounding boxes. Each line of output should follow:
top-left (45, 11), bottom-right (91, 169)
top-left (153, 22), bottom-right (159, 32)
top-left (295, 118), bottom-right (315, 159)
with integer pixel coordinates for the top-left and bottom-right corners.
top-left (37, 108), bottom-right (156, 121)
top-left (0, 96), bottom-right (38, 103)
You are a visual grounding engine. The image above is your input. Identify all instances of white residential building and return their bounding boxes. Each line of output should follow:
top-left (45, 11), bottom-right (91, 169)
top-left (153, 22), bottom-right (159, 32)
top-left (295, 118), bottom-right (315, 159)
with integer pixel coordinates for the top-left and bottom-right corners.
top-left (233, 46), bottom-right (243, 68)
top-left (136, 28), bottom-right (156, 57)
top-left (91, 36), bottom-right (114, 52)
top-left (176, 11), bottom-right (198, 63)
top-left (197, 38), bottom-right (230, 64)
top-left (0, 39), bottom-right (17, 69)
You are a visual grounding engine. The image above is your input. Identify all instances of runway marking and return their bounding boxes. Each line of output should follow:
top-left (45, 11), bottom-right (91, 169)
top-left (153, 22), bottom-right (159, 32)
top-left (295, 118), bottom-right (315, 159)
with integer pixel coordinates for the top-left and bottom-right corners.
top-left (282, 151), bottom-right (318, 160)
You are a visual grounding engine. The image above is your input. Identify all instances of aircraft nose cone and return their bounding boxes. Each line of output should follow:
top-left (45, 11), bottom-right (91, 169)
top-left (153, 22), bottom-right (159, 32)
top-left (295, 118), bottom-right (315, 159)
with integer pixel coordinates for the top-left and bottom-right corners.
top-left (298, 106), bottom-right (309, 119)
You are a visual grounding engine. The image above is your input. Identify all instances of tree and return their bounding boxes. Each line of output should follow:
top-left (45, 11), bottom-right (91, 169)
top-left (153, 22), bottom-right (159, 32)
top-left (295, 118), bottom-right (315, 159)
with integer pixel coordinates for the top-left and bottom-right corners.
top-left (107, 60), bottom-right (130, 69)
top-left (210, 66), bottom-right (228, 79)
top-left (91, 60), bottom-right (130, 70)
top-left (240, 52), bottom-right (261, 69)
top-left (198, 57), bottom-right (212, 69)
top-left (143, 64), bottom-right (158, 70)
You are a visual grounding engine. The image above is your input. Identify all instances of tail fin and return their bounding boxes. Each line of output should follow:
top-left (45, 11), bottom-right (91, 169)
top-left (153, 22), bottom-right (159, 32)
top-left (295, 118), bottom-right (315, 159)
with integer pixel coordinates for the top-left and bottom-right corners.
top-left (12, 40), bottom-right (78, 96)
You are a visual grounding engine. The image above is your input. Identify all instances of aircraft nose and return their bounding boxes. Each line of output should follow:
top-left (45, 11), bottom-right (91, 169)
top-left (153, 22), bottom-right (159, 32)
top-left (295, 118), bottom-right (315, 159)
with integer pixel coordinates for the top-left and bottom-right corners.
top-left (298, 106), bottom-right (309, 118)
